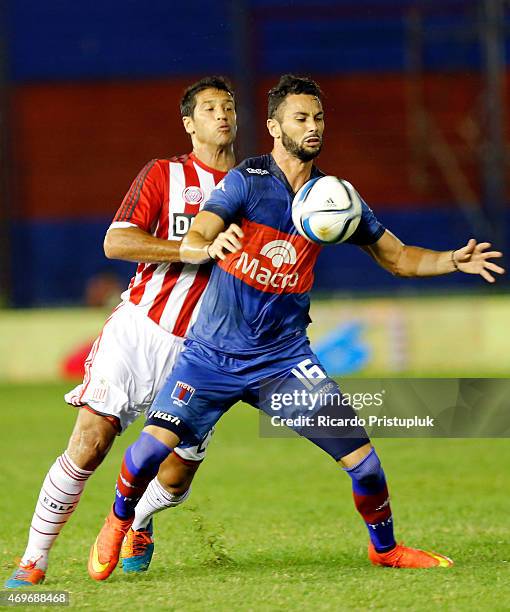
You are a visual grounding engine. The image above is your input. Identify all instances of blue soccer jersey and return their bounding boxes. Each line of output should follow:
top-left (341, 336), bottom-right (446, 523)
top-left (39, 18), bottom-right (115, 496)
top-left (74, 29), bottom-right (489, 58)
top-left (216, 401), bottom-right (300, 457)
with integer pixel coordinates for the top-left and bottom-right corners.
top-left (188, 154), bottom-right (385, 355)
top-left (147, 154), bottom-right (384, 460)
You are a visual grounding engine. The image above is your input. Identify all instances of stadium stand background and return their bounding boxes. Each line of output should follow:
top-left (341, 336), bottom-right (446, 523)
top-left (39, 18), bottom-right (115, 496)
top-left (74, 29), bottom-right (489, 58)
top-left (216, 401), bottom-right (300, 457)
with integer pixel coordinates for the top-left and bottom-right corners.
top-left (1, 0), bottom-right (509, 306)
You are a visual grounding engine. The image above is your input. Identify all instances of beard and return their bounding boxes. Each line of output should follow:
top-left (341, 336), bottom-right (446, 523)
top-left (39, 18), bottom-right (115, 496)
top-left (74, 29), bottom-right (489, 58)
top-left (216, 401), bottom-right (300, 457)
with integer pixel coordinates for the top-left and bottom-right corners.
top-left (281, 129), bottom-right (322, 162)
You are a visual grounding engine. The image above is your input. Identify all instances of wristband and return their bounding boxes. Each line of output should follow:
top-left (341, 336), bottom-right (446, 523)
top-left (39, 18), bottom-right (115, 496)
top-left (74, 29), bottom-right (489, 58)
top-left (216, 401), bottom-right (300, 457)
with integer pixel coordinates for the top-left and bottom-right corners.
top-left (451, 249), bottom-right (460, 271)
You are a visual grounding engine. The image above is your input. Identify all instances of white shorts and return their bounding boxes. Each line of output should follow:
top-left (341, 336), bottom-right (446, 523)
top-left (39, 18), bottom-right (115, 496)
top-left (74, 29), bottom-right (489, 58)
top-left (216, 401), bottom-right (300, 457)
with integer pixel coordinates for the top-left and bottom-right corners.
top-left (65, 302), bottom-right (213, 462)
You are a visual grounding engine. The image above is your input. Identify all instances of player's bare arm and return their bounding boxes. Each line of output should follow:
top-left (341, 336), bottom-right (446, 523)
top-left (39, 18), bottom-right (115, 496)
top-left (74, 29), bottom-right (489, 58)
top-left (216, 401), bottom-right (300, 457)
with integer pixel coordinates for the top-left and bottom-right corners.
top-left (104, 226), bottom-right (182, 263)
top-left (179, 210), bottom-right (243, 263)
top-left (363, 230), bottom-right (505, 283)
top-left (104, 218), bottom-right (244, 265)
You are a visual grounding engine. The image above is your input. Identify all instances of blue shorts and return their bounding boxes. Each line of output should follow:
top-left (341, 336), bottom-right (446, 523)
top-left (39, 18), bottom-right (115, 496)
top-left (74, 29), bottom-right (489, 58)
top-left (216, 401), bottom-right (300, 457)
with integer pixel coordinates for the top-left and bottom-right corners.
top-left (147, 334), bottom-right (369, 461)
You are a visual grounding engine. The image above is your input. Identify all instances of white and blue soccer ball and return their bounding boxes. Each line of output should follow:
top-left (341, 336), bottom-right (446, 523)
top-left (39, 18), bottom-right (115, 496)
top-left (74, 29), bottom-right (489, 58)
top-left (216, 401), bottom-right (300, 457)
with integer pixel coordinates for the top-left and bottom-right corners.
top-left (292, 176), bottom-right (362, 244)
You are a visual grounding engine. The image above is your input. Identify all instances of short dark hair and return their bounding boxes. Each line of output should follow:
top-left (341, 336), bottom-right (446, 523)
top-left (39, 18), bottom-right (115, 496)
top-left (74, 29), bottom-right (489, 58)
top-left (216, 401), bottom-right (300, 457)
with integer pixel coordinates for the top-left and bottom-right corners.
top-left (180, 76), bottom-right (235, 117)
top-left (268, 74), bottom-right (323, 119)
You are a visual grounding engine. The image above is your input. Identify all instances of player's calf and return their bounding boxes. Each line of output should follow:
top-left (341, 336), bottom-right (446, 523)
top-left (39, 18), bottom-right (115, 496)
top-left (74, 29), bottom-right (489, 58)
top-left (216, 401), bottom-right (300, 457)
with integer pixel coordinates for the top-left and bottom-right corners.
top-left (343, 446), bottom-right (396, 553)
top-left (121, 439), bottom-right (204, 574)
top-left (4, 409), bottom-right (118, 588)
top-left (114, 431), bottom-right (174, 520)
top-left (342, 446), bottom-right (453, 568)
top-left (67, 407), bottom-right (119, 470)
top-left (121, 479), bottom-right (191, 573)
top-left (89, 429), bottom-right (177, 581)
top-left (157, 450), bottom-right (200, 495)
top-left (132, 451), bottom-right (196, 530)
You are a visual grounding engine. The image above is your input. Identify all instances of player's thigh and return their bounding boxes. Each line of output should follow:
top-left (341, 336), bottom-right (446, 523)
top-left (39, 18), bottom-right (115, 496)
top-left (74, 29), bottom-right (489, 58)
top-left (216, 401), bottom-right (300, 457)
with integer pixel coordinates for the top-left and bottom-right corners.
top-left (68, 304), bottom-right (183, 432)
top-left (253, 349), bottom-right (370, 462)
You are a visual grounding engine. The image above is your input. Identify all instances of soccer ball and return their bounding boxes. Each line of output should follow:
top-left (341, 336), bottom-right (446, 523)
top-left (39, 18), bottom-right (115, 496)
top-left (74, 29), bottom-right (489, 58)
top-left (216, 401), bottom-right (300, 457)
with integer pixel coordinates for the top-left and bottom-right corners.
top-left (292, 176), bottom-right (362, 244)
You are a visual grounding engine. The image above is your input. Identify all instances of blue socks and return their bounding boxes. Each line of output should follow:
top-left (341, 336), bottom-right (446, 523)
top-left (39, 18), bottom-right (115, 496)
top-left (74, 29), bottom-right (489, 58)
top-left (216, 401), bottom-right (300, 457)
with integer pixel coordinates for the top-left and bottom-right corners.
top-left (345, 448), bottom-right (396, 552)
top-left (114, 432), bottom-right (172, 519)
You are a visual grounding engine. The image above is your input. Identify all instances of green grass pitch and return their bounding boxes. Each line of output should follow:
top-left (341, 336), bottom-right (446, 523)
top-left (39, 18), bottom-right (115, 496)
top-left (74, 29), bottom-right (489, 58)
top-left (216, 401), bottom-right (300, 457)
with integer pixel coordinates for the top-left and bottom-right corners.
top-left (1, 382), bottom-right (509, 611)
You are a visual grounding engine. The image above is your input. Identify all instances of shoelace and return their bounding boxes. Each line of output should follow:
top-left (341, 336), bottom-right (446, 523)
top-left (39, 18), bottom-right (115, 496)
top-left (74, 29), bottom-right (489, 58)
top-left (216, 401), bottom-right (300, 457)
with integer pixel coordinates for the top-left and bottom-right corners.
top-left (388, 546), bottom-right (405, 568)
top-left (14, 556), bottom-right (43, 577)
top-left (129, 531), bottom-right (152, 556)
top-left (377, 542), bottom-right (405, 568)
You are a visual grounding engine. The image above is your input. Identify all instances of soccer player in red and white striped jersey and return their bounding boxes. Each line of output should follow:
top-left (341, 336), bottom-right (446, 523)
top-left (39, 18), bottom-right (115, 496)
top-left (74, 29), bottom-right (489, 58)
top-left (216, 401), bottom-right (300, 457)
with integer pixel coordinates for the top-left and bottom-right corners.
top-left (5, 76), bottom-right (239, 588)
top-left (111, 152), bottom-right (226, 336)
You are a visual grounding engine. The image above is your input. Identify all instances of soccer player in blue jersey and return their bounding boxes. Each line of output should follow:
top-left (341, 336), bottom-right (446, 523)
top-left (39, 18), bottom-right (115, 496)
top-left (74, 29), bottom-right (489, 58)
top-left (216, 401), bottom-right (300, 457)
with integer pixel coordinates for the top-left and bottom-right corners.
top-left (89, 75), bottom-right (504, 579)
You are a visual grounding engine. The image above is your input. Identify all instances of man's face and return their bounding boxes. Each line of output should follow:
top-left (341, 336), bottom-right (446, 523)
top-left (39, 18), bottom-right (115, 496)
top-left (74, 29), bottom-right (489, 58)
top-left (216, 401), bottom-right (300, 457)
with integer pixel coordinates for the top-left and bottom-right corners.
top-left (184, 88), bottom-right (237, 146)
top-left (273, 94), bottom-right (324, 161)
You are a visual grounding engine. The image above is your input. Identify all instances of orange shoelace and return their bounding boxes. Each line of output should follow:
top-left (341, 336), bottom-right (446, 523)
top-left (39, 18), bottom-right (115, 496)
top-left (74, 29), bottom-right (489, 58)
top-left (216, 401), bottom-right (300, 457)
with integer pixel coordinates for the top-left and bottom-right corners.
top-left (13, 556), bottom-right (44, 578)
top-left (129, 531), bottom-right (153, 556)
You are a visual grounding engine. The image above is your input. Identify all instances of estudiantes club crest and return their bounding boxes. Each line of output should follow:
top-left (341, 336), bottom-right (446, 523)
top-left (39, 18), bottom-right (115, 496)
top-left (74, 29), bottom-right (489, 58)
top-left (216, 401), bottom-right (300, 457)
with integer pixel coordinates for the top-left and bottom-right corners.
top-left (182, 186), bottom-right (204, 205)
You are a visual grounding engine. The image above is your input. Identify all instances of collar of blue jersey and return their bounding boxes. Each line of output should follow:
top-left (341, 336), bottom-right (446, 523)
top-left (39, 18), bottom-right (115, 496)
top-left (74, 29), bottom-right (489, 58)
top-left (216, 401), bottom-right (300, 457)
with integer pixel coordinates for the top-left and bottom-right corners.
top-left (268, 154), bottom-right (324, 196)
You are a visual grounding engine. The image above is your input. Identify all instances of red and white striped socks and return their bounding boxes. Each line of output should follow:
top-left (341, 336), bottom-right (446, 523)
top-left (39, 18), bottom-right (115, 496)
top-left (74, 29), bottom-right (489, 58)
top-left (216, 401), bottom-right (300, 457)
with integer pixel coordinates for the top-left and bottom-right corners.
top-left (21, 452), bottom-right (93, 570)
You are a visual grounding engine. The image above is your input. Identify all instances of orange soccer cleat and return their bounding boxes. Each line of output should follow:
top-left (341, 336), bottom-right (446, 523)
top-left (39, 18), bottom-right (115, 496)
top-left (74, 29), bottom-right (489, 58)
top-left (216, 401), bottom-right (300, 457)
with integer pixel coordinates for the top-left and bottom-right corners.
top-left (368, 542), bottom-right (454, 569)
top-left (5, 558), bottom-right (45, 588)
top-left (88, 508), bottom-right (134, 581)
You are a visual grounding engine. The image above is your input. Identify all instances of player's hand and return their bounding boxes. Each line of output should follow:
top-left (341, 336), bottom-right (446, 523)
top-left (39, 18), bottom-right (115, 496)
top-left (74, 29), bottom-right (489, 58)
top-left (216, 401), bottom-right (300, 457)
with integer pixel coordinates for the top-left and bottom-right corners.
top-left (453, 239), bottom-right (505, 283)
top-left (207, 224), bottom-right (244, 261)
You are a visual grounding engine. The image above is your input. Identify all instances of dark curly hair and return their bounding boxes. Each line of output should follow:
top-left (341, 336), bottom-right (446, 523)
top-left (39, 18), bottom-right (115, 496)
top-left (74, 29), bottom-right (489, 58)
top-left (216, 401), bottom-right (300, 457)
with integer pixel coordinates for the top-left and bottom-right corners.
top-left (268, 74), bottom-right (323, 120)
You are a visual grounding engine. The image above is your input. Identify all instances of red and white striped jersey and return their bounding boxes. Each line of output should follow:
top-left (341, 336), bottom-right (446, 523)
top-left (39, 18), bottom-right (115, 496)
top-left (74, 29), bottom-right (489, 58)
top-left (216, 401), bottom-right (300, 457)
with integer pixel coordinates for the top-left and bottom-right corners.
top-left (109, 153), bottom-right (227, 337)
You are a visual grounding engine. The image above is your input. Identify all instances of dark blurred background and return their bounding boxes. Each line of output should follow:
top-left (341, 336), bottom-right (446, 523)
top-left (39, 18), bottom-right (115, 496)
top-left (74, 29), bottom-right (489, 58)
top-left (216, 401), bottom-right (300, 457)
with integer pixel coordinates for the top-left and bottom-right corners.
top-left (0, 0), bottom-right (509, 307)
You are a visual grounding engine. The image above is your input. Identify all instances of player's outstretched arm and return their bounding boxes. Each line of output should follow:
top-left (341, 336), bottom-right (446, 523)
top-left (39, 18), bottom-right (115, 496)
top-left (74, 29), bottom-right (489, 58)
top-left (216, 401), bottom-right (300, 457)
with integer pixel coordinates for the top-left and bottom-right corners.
top-left (363, 230), bottom-right (505, 283)
top-left (104, 226), bottom-right (183, 263)
top-left (180, 210), bottom-right (243, 264)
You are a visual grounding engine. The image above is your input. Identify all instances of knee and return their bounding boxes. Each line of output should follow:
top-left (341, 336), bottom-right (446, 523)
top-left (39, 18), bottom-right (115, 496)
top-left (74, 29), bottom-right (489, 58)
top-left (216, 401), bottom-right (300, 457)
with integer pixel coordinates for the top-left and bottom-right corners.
top-left (130, 431), bottom-right (173, 473)
top-left (345, 448), bottom-right (384, 487)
